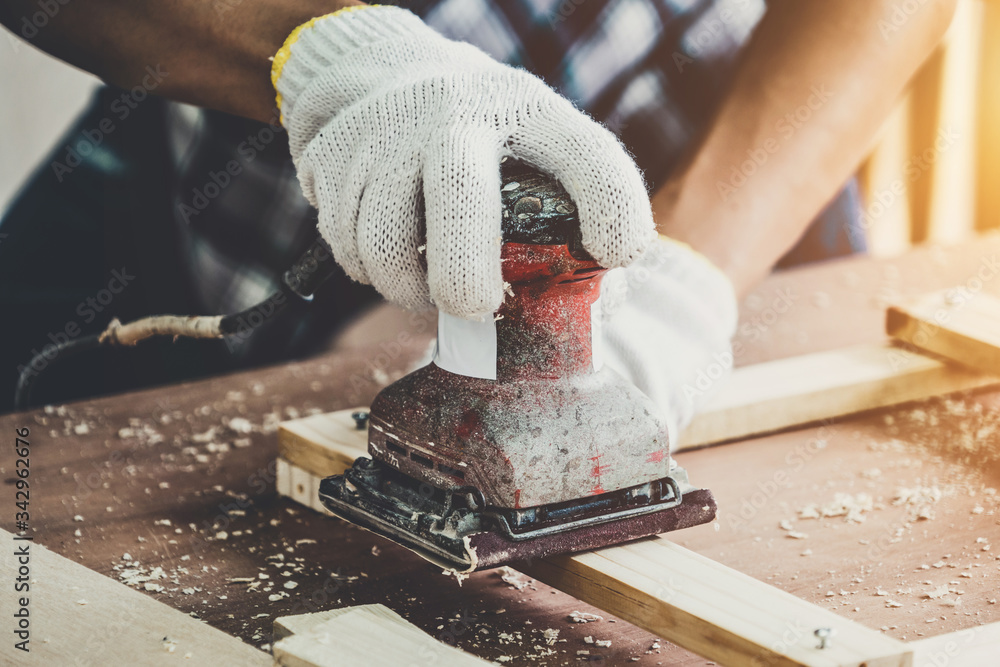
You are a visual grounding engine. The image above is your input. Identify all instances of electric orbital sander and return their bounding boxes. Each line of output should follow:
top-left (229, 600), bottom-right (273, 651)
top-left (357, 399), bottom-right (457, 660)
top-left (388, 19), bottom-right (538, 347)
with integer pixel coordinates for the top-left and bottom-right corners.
top-left (320, 161), bottom-right (716, 572)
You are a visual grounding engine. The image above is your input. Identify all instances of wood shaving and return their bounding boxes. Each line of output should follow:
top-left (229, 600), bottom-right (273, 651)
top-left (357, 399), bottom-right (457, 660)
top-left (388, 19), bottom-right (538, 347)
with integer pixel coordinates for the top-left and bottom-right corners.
top-left (924, 585), bottom-right (950, 599)
top-left (498, 566), bottom-right (531, 590)
top-left (440, 569), bottom-right (469, 587)
top-left (799, 492), bottom-right (873, 523)
top-left (228, 417), bottom-right (254, 434)
top-left (568, 611), bottom-right (603, 623)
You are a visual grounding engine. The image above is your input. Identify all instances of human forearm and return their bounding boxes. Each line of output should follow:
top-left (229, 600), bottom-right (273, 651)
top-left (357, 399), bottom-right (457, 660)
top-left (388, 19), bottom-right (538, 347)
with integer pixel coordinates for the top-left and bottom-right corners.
top-left (0, 0), bottom-right (364, 122)
top-left (654, 0), bottom-right (957, 294)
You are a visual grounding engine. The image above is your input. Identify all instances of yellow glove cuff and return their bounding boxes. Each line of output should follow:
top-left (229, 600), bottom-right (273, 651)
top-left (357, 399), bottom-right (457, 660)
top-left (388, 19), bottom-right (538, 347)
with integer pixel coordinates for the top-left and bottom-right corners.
top-left (270, 5), bottom-right (375, 118)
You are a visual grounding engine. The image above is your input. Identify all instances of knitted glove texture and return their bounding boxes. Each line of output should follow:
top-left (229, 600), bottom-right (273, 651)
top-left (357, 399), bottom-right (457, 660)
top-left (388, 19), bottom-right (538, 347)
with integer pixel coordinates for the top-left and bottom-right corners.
top-left (600, 237), bottom-right (739, 443)
top-left (274, 6), bottom-right (654, 319)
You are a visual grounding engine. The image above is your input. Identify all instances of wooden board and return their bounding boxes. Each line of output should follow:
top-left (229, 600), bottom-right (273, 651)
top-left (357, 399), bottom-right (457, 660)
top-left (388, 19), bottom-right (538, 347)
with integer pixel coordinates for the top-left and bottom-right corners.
top-left (909, 622), bottom-right (1000, 667)
top-left (274, 604), bottom-right (413, 641)
top-left (278, 412), bottom-right (368, 478)
top-left (679, 341), bottom-right (999, 448)
top-left (273, 605), bottom-right (492, 666)
top-left (522, 540), bottom-right (910, 667)
top-left (10, 238), bottom-right (1000, 666)
top-left (0, 530), bottom-right (270, 666)
top-left (280, 342), bottom-right (1000, 454)
top-left (275, 418), bottom-right (913, 667)
top-left (887, 289), bottom-right (1000, 375)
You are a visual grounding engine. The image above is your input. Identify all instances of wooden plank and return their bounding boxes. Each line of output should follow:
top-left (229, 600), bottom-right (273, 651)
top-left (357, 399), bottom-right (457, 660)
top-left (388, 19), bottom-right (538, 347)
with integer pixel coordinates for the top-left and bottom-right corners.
top-left (0, 529), bottom-right (270, 666)
top-left (858, 92), bottom-right (913, 257)
top-left (908, 622), bottom-right (1000, 667)
top-left (278, 344), bottom-right (1000, 455)
top-left (274, 456), bottom-right (911, 666)
top-left (887, 289), bottom-right (1000, 375)
top-left (974, 0), bottom-right (1000, 232)
top-left (275, 331), bottom-right (1000, 667)
top-left (278, 410), bottom-right (366, 477)
top-left (922, 0), bottom-right (981, 246)
top-left (272, 604), bottom-right (492, 667)
top-left (906, 44), bottom-right (945, 245)
top-left (679, 341), bottom-right (998, 449)
top-left (522, 540), bottom-right (910, 667)
top-left (274, 604), bottom-right (412, 642)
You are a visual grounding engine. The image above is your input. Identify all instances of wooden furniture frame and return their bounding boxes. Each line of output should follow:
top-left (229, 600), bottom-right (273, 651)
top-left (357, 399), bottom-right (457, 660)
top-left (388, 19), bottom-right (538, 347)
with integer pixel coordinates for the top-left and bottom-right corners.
top-left (276, 337), bottom-right (1000, 667)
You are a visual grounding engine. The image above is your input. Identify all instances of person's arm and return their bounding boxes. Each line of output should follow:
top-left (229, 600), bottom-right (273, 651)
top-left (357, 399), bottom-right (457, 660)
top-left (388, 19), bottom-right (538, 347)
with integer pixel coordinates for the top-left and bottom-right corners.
top-left (655, 0), bottom-right (957, 295)
top-left (0, 0), bottom-right (363, 122)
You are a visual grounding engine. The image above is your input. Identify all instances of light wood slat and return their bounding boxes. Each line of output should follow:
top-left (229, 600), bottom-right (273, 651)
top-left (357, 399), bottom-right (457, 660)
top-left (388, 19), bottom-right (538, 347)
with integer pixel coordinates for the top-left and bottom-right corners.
top-left (279, 410), bottom-right (366, 477)
top-left (0, 530), bottom-right (270, 666)
top-left (908, 622), bottom-right (1000, 667)
top-left (276, 331), bottom-right (1000, 666)
top-left (858, 95), bottom-right (913, 257)
top-left (974, 1), bottom-right (1000, 232)
top-left (274, 604), bottom-right (413, 642)
top-left (677, 342), bottom-right (999, 449)
top-left (274, 458), bottom-right (911, 667)
top-left (522, 540), bottom-right (910, 667)
top-left (923, 0), bottom-right (981, 246)
top-left (887, 289), bottom-right (1000, 375)
top-left (280, 344), bottom-right (1000, 456)
top-left (273, 605), bottom-right (491, 667)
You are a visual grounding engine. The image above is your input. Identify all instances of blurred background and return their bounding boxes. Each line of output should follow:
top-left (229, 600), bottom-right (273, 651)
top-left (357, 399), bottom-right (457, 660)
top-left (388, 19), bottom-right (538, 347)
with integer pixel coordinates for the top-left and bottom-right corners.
top-left (4, 1), bottom-right (998, 254)
top-left (856, 0), bottom-right (1000, 254)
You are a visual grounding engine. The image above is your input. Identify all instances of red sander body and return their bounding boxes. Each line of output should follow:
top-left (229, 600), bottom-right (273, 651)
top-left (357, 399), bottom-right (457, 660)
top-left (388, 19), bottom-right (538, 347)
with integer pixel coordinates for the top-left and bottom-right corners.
top-left (320, 161), bottom-right (716, 572)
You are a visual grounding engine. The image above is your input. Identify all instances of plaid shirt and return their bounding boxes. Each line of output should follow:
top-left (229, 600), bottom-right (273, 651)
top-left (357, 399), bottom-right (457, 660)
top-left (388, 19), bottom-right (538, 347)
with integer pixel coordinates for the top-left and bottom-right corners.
top-left (166, 0), bottom-right (856, 336)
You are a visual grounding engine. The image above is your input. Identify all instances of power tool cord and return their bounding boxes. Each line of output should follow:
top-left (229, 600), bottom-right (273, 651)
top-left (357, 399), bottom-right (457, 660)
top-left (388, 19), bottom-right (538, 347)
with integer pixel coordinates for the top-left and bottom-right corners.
top-left (13, 237), bottom-right (337, 410)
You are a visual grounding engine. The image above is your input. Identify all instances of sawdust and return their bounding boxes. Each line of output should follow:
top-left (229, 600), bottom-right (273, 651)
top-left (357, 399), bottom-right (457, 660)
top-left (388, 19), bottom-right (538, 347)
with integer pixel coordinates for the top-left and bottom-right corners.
top-left (440, 569), bottom-right (470, 587)
top-left (804, 396), bottom-right (1000, 638)
top-left (568, 611), bottom-right (603, 623)
top-left (882, 398), bottom-right (1000, 469)
top-left (583, 636), bottom-right (612, 648)
top-left (497, 566), bottom-right (532, 590)
top-left (798, 492), bottom-right (874, 523)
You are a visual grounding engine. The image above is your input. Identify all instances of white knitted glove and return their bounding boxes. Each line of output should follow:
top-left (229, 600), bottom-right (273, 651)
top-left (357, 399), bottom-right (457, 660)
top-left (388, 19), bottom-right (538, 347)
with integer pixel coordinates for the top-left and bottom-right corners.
top-left (600, 237), bottom-right (739, 444)
top-left (272, 6), bottom-right (654, 319)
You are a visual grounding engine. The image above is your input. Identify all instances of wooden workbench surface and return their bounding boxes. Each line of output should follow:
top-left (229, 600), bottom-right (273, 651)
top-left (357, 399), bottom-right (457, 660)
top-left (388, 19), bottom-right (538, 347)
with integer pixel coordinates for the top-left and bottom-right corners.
top-left (3, 235), bottom-right (1000, 666)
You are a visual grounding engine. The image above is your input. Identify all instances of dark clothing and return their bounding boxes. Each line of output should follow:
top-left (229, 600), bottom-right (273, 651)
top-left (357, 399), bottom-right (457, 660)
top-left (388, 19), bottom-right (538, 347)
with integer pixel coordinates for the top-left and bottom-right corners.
top-left (0, 0), bottom-right (863, 411)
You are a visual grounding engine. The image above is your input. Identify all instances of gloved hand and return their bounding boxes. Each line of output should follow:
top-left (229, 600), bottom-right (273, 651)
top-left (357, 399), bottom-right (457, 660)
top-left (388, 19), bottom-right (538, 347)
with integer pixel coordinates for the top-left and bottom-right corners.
top-left (600, 236), bottom-right (739, 443)
top-left (271, 5), bottom-right (654, 320)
